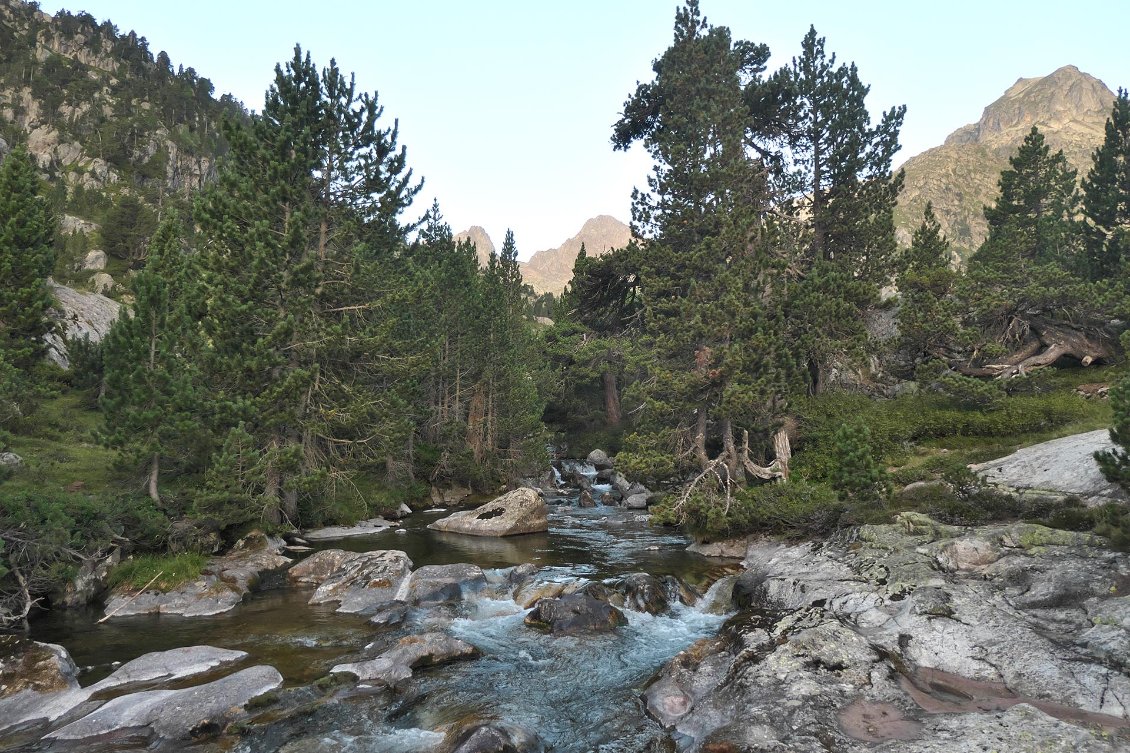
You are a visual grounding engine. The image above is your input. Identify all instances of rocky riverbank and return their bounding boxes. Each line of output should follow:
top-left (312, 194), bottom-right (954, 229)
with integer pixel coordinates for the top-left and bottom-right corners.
top-left (646, 512), bottom-right (1130, 751)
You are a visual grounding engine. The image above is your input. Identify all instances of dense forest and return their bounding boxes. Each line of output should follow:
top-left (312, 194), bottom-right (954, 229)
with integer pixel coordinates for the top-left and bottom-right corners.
top-left (1, 0), bottom-right (1130, 627)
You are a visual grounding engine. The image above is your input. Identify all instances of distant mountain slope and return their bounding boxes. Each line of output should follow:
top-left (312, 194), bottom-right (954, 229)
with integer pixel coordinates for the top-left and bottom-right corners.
top-left (455, 215), bottom-right (632, 295)
top-left (0, 0), bottom-right (243, 275)
top-left (896, 65), bottom-right (1116, 260)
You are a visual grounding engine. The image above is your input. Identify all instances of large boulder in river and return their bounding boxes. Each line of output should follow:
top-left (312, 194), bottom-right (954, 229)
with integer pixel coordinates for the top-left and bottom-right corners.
top-left (524, 594), bottom-right (628, 634)
top-left (971, 429), bottom-right (1129, 505)
top-left (0, 637), bottom-right (80, 736)
top-left (288, 549), bottom-right (413, 614)
top-left (443, 721), bottom-right (543, 753)
top-left (330, 632), bottom-right (480, 687)
top-left (101, 533), bottom-right (290, 619)
top-left (47, 665), bottom-right (283, 743)
top-left (405, 563), bottom-right (487, 604)
top-left (586, 448), bottom-right (613, 471)
top-left (428, 488), bottom-right (548, 537)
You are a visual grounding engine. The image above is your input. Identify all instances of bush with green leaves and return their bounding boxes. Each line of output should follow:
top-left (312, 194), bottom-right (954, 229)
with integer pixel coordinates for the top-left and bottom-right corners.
top-left (829, 419), bottom-right (890, 502)
top-left (651, 480), bottom-right (844, 540)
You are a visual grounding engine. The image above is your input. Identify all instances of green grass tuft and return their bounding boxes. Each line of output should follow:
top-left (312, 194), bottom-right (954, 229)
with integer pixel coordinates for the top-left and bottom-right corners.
top-left (107, 553), bottom-right (208, 592)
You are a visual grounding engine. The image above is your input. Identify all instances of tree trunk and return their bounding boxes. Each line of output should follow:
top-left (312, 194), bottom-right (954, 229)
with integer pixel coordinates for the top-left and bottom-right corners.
top-left (694, 409), bottom-right (710, 470)
top-left (602, 370), bottom-right (622, 427)
top-left (146, 452), bottom-right (160, 504)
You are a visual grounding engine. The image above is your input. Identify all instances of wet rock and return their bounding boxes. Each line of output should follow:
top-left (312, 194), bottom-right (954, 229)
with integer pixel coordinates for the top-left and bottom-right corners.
top-left (897, 703), bottom-right (1125, 752)
top-left (610, 572), bottom-right (670, 614)
top-left (428, 488), bottom-right (548, 537)
top-left (47, 665), bottom-right (283, 743)
top-left (330, 632), bottom-right (480, 687)
top-left (0, 637), bottom-right (80, 736)
top-left (578, 489), bottom-right (597, 508)
top-left (301, 517), bottom-right (399, 541)
top-left (971, 429), bottom-right (1129, 505)
top-left (524, 594), bottom-right (628, 634)
top-left (101, 533), bottom-right (290, 619)
top-left (443, 721), bottom-right (543, 753)
top-left (368, 600), bottom-right (409, 628)
top-left (686, 537), bottom-right (750, 559)
top-left (288, 549), bottom-right (413, 614)
top-left (586, 449), bottom-right (613, 471)
top-left (405, 563), bottom-right (487, 604)
top-left (595, 468), bottom-right (616, 483)
top-left (17, 645), bottom-right (251, 729)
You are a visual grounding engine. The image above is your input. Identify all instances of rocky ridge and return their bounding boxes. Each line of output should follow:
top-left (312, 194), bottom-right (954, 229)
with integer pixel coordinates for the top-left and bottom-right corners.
top-left (456, 215), bottom-right (632, 295)
top-left (897, 65), bottom-right (1116, 259)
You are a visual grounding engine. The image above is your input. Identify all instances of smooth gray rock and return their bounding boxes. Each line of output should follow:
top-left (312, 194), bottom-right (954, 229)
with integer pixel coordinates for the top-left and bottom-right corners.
top-left (102, 533), bottom-right (290, 619)
top-left (288, 549), bottom-right (413, 614)
top-left (0, 451), bottom-right (22, 467)
top-left (971, 429), bottom-right (1128, 505)
top-left (651, 516), bottom-right (1130, 752)
top-left (623, 492), bottom-right (650, 510)
top-left (80, 249), bottom-right (106, 270)
top-left (405, 563), bottom-right (487, 604)
top-left (48, 665), bottom-right (283, 742)
top-left (89, 271), bottom-right (114, 295)
top-left (44, 278), bottom-right (121, 369)
top-left (0, 637), bottom-right (80, 736)
top-left (54, 548), bottom-right (119, 608)
top-left (444, 721), bottom-right (542, 753)
top-left (331, 632), bottom-right (480, 687)
top-left (586, 448), bottom-right (613, 471)
top-left (428, 488), bottom-right (548, 537)
top-left (301, 517), bottom-right (399, 541)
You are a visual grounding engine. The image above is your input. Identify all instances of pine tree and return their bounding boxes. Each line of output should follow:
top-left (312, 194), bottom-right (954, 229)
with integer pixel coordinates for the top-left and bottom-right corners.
top-left (101, 215), bottom-right (200, 502)
top-left (977, 126), bottom-right (1080, 267)
top-left (1096, 377), bottom-right (1130, 492)
top-left (611, 1), bottom-right (799, 488)
top-left (0, 147), bottom-right (56, 374)
top-left (192, 47), bottom-right (421, 525)
top-left (896, 203), bottom-right (966, 366)
top-left (1082, 89), bottom-right (1130, 281)
top-left (829, 419), bottom-right (888, 502)
top-left (771, 27), bottom-right (904, 394)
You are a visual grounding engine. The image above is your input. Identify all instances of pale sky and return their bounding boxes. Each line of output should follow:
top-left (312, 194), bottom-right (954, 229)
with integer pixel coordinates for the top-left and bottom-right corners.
top-left (34, 1), bottom-right (1130, 258)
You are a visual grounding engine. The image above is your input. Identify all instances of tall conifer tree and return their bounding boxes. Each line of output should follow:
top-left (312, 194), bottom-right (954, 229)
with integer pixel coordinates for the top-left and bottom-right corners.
top-left (1082, 89), bottom-right (1130, 281)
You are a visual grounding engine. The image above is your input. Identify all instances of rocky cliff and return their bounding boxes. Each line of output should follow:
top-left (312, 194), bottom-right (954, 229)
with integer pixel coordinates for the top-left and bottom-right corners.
top-left (455, 215), bottom-right (632, 295)
top-left (897, 65), bottom-right (1116, 260)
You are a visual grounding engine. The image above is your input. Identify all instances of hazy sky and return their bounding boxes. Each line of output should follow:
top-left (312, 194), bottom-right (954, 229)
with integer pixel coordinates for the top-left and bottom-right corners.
top-left (35, 1), bottom-right (1130, 257)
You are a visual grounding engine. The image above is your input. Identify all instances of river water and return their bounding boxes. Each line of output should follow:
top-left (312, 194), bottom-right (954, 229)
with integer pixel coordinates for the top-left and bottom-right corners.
top-left (30, 479), bottom-right (736, 752)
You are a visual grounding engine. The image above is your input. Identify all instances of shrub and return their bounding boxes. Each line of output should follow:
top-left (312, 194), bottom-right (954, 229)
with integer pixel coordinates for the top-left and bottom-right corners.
top-left (652, 480), bottom-right (844, 540)
top-left (829, 419), bottom-right (890, 503)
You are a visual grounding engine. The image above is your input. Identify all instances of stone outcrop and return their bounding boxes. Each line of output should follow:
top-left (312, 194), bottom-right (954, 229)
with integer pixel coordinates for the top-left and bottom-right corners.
top-left (300, 517), bottom-right (399, 541)
top-left (287, 549), bottom-right (413, 614)
top-left (971, 429), bottom-right (1128, 504)
top-left (646, 515), bottom-right (1130, 751)
top-left (330, 632), bottom-right (480, 687)
top-left (44, 279), bottom-right (121, 369)
top-left (101, 534), bottom-right (290, 619)
top-left (47, 665), bottom-right (283, 743)
top-left (428, 488), bottom-right (548, 537)
top-left (404, 563), bottom-right (487, 605)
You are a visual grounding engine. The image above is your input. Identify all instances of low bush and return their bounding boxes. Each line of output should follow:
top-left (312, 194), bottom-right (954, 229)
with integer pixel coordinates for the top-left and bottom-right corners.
top-left (652, 480), bottom-right (847, 540)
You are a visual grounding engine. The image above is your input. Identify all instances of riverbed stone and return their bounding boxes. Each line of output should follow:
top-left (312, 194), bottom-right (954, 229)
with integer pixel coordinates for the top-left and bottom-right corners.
top-left (288, 549), bottom-right (413, 614)
top-left (623, 492), bottom-right (651, 510)
top-left (301, 517), bottom-right (399, 541)
top-left (0, 637), bottom-right (80, 736)
top-left (609, 572), bottom-right (669, 614)
top-left (47, 664), bottom-right (283, 743)
top-left (686, 536), bottom-right (750, 559)
top-left (405, 563), bottom-right (487, 604)
top-left (648, 516), bottom-right (1130, 752)
top-left (524, 593), bottom-right (628, 634)
top-left (443, 721), bottom-right (542, 753)
top-left (101, 533), bottom-right (291, 619)
top-left (586, 448), bottom-right (613, 471)
top-left (971, 429), bottom-right (1129, 505)
top-left (428, 488), bottom-right (548, 537)
top-left (330, 632), bottom-right (480, 687)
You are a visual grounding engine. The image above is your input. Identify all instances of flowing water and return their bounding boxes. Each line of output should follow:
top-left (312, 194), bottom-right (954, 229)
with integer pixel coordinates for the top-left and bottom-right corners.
top-left (30, 469), bottom-right (735, 751)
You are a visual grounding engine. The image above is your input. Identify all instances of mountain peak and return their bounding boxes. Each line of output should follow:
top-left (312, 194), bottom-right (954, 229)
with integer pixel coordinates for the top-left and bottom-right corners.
top-left (898, 66), bottom-right (1116, 258)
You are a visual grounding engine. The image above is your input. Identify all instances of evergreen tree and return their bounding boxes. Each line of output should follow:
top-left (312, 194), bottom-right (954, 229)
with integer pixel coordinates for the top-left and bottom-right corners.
top-left (1082, 89), bottom-right (1130, 281)
top-left (192, 47), bottom-right (421, 525)
top-left (977, 126), bottom-right (1080, 268)
top-left (611, 1), bottom-right (799, 487)
top-left (829, 419), bottom-right (888, 502)
top-left (101, 215), bottom-right (200, 502)
top-left (1097, 377), bottom-right (1130, 492)
top-left (773, 27), bottom-right (905, 393)
top-left (896, 203), bottom-right (966, 367)
top-left (0, 146), bottom-right (56, 374)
